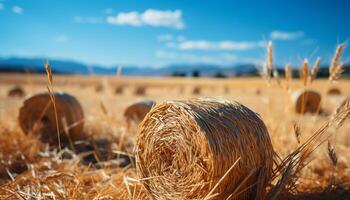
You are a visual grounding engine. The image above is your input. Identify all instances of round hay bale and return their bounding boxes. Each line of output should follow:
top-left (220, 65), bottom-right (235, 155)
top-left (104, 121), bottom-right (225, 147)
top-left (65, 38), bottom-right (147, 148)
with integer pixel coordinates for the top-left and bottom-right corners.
top-left (8, 85), bottom-right (25, 98)
top-left (18, 92), bottom-right (85, 146)
top-left (291, 89), bottom-right (321, 114)
top-left (124, 99), bottom-right (155, 125)
top-left (192, 86), bottom-right (201, 95)
top-left (95, 84), bottom-right (104, 92)
top-left (134, 86), bottom-right (146, 96)
top-left (115, 86), bottom-right (124, 94)
top-left (327, 87), bottom-right (342, 96)
top-left (136, 98), bottom-right (274, 200)
top-left (256, 89), bottom-right (262, 95)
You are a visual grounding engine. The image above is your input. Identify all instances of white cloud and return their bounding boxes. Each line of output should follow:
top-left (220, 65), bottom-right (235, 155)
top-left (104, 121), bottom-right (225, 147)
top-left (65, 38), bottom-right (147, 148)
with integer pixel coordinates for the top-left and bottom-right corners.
top-left (107, 11), bottom-right (142, 26)
top-left (177, 40), bottom-right (266, 51)
top-left (270, 31), bottom-right (304, 40)
top-left (107, 9), bottom-right (184, 29)
top-left (12, 5), bottom-right (23, 14)
top-left (55, 35), bottom-right (69, 43)
top-left (0, 3), bottom-right (4, 10)
top-left (158, 34), bottom-right (174, 42)
top-left (74, 16), bottom-right (103, 24)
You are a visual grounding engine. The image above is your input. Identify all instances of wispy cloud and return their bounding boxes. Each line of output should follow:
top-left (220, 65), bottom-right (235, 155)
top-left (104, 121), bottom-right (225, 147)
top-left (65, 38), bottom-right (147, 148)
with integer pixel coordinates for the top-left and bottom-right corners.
top-left (0, 3), bottom-right (4, 10)
top-left (107, 9), bottom-right (185, 29)
top-left (74, 16), bottom-right (103, 24)
top-left (55, 35), bottom-right (69, 43)
top-left (12, 5), bottom-right (23, 14)
top-left (270, 30), bottom-right (304, 40)
top-left (174, 40), bottom-right (266, 51)
top-left (158, 34), bottom-right (174, 42)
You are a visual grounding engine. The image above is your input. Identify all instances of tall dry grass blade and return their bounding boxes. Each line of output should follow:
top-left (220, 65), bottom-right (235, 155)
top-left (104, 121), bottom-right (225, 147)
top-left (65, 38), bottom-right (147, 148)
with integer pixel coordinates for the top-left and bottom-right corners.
top-left (327, 141), bottom-right (338, 167)
top-left (269, 100), bottom-right (350, 199)
top-left (44, 62), bottom-right (61, 153)
top-left (267, 41), bottom-right (273, 70)
top-left (292, 121), bottom-right (301, 144)
top-left (310, 57), bottom-right (320, 83)
top-left (300, 59), bottom-right (309, 86)
top-left (329, 44), bottom-right (344, 76)
top-left (261, 41), bottom-right (273, 84)
top-left (329, 62), bottom-right (346, 82)
top-left (284, 64), bottom-right (292, 90)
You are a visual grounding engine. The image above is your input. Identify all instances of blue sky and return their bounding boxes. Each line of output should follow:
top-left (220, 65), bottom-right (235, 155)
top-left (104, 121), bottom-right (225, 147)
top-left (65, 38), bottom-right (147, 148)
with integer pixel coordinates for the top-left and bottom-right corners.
top-left (0, 0), bottom-right (349, 67)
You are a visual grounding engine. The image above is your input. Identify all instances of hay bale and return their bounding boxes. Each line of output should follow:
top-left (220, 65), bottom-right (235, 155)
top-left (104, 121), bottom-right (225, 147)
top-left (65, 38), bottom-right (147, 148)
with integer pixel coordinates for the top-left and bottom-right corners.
top-left (124, 99), bottom-right (155, 126)
top-left (136, 98), bottom-right (274, 200)
top-left (95, 84), bottom-right (104, 92)
top-left (134, 86), bottom-right (146, 96)
top-left (192, 86), bottom-right (201, 95)
top-left (18, 92), bottom-right (85, 146)
top-left (327, 87), bottom-right (342, 95)
top-left (115, 86), bottom-right (124, 94)
top-left (8, 85), bottom-right (25, 98)
top-left (291, 89), bottom-right (321, 114)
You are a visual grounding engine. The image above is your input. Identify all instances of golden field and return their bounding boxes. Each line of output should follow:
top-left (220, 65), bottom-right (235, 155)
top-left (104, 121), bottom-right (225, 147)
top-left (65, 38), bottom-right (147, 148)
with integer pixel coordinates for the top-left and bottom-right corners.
top-left (0, 73), bottom-right (349, 199)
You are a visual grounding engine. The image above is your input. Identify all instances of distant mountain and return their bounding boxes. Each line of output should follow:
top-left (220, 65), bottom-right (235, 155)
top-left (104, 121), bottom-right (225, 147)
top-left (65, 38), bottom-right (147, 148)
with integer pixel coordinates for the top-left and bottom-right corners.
top-left (0, 57), bottom-right (260, 77)
top-left (0, 56), bottom-right (349, 78)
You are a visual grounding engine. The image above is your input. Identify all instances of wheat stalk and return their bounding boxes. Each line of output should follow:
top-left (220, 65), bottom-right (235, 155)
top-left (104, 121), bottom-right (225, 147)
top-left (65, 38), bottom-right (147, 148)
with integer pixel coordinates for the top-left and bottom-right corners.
top-left (300, 59), bottom-right (309, 86)
top-left (44, 61), bottom-right (61, 153)
top-left (284, 64), bottom-right (292, 90)
top-left (309, 57), bottom-right (320, 83)
top-left (329, 44), bottom-right (345, 82)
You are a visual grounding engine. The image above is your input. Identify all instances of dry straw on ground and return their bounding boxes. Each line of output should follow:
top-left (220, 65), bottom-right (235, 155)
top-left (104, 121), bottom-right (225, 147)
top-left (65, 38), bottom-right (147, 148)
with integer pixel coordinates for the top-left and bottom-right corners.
top-left (7, 85), bottom-right (25, 98)
top-left (136, 98), bottom-right (274, 200)
top-left (124, 99), bottom-right (155, 126)
top-left (291, 89), bottom-right (321, 114)
top-left (327, 87), bottom-right (342, 95)
top-left (18, 92), bottom-right (85, 147)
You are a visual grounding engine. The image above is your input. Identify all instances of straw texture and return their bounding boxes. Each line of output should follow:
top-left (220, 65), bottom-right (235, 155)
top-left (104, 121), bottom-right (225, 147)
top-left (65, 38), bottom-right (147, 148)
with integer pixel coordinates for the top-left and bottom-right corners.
top-left (292, 89), bottom-right (321, 114)
top-left (18, 92), bottom-right (85, 146)
top-left (136, 98), bottom-right (274, 200)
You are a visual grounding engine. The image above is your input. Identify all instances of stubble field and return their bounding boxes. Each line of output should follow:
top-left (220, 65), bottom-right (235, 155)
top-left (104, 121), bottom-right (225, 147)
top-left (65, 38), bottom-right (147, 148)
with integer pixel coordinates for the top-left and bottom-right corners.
top-left (0, 73), bottom-right (349, 199)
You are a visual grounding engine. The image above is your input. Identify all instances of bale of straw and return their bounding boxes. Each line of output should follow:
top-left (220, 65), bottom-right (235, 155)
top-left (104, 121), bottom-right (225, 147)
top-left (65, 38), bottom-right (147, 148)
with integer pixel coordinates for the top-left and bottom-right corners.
top-left (95, 84), bottom-right (104, 92)
top-left (192, 86), bottom-right (201, 95)
top-left (135, 86), bottom-right (146, 96)
top-left (327, 87), bottom-right (342, 96)
top-left (8, 85), bottom-right (25, 98)
top-left (291, 89), bottom-right (321, 114)
top-left (115, 86), bottom-right (124, 94)
top-left (136, 98), bottom-right (274, 200)
top-left (18, 92), bottom-right (85, 146)
top-left (124, 99), bottom-right (155, 126)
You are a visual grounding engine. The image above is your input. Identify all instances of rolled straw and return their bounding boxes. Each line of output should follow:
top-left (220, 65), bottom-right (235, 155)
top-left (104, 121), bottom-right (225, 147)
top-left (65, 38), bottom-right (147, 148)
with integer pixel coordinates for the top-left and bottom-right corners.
top-left (124, 99), bottom-right (155, 126)
top-left (8, 85), bottom-right (25, 98)
top-left (291, 89), bottom-right (321, 114)
top-left (327, 87), bottom-right (342, 96)
top-left (136, 98), bottom-right (274, 200)
top-left (18, 92), bottom-right (85, 146)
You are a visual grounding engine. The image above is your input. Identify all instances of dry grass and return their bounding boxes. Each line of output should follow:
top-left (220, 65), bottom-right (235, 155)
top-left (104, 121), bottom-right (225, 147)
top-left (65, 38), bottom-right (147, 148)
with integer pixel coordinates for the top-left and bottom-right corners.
top-left (0, 43), bottom-right (349, 200)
